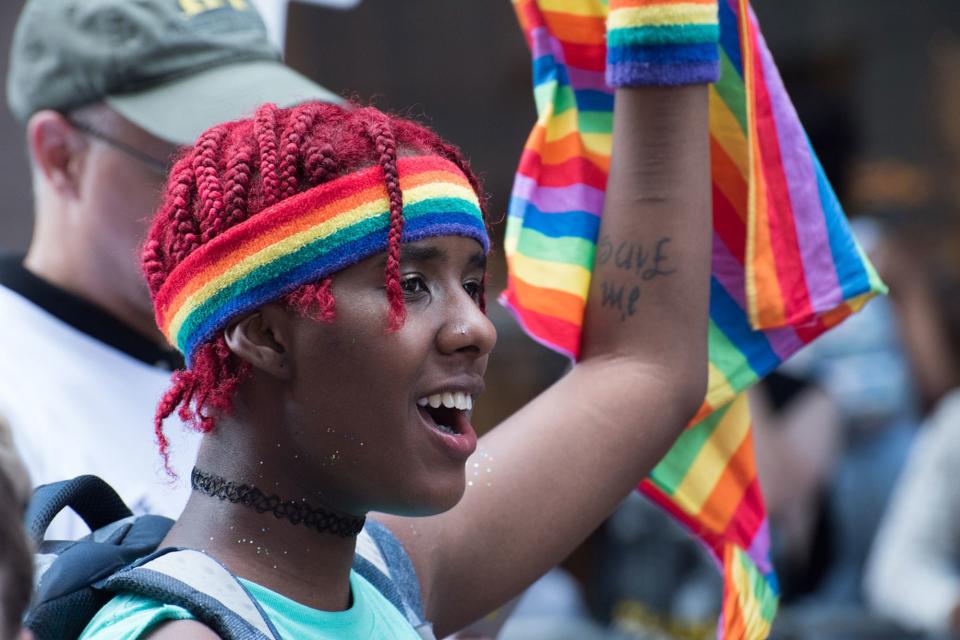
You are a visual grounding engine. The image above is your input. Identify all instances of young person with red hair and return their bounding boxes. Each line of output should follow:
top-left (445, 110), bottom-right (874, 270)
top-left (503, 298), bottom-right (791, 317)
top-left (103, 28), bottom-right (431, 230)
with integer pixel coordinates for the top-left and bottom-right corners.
top-left (78, 11), bottom-right (717, 634)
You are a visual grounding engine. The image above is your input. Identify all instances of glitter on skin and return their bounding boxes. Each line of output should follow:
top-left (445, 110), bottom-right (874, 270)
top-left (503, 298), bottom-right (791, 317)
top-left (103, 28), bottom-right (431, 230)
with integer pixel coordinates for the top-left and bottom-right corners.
top-left (466, 447), bottom-right (494, 489)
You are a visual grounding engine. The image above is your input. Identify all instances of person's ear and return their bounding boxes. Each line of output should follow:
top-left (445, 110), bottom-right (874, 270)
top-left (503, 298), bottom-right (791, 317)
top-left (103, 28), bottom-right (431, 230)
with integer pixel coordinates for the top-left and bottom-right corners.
top-left (223, 306), bottom-right (292, 379)
top-left (27, 110), bottom-right (87, 198)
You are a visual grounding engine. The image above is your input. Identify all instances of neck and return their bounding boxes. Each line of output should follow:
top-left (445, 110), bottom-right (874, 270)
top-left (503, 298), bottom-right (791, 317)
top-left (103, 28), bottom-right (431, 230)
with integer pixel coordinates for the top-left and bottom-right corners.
top-left (165, 472), bottom-right (361, 612)
top-left (164, 403), bottom-right (365, 612)
top-left (25, 218), bottom-right (164, 343)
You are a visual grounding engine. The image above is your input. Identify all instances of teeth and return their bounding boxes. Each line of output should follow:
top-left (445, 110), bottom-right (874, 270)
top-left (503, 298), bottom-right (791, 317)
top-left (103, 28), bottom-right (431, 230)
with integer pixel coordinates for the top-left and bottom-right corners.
top-left (435, 424), bottom-right (456, 435)
top-left (417, 392), bottom-right (475, 412)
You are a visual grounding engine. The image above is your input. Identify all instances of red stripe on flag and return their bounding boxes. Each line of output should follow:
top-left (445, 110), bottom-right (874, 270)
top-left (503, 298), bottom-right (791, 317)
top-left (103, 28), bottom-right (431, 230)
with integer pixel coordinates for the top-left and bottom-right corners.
top-left (749, 23), bottom-right (814, 323)
top-left (517, 150), bottom-right (608, 190)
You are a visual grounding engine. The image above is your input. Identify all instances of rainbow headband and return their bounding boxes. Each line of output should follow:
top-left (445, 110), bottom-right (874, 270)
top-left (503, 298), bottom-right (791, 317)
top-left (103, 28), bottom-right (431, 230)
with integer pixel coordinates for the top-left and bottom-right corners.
top-left (154, 155), bottom-right (488, 364)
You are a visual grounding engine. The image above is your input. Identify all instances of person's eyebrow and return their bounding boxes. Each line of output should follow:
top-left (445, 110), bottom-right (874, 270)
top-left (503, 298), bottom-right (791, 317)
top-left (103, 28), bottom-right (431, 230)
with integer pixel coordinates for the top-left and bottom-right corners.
top-left (468, 251), bottom-right (487, 271)
top-left (399, 245), bottom-right (445, 263)
top-left (378, 244), bottom-right (486, 269)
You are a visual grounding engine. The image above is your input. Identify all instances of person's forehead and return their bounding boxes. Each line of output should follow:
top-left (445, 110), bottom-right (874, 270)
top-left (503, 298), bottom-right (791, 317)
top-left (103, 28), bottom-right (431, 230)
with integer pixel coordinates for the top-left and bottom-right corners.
top-left (402, 238), bottom-right (485, 261)
top-left (398, 237), bottom-right (487, 268)
top-left (344, 236), bottom-right (487, 279)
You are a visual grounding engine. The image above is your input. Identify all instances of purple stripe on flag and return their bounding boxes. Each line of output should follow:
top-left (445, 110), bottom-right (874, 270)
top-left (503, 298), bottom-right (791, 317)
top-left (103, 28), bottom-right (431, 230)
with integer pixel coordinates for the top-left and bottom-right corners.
top-left (747, 518), bottom-right (774, 575)
top-left (530, 26), bottom-right (553, 60)
top-left (712, 234), bottom-right (803, 361)
top-left (566, 66), bottom-right (611, 92)
top-left (512, 174), bottom-right (605, 216)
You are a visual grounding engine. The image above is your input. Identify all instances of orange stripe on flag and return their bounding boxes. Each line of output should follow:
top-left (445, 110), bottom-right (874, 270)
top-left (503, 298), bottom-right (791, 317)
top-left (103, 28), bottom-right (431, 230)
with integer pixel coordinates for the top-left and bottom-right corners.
top-left (510, 275), bottom-right (586, 326)
top-left (541, 11), bottom-right (605, 45)
top-left (697, 426), bottom-right (756, 532)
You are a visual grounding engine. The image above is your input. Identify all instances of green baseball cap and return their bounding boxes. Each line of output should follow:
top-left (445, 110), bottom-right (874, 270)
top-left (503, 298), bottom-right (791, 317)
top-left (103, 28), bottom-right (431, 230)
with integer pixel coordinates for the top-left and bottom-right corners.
top-left (7, 0), bottom-right (341, 145)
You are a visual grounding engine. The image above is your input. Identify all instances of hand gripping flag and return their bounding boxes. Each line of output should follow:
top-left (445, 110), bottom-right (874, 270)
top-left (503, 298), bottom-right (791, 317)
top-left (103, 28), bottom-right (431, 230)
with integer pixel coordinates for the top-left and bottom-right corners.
top-left (502, 1), bottom-right (886, 637)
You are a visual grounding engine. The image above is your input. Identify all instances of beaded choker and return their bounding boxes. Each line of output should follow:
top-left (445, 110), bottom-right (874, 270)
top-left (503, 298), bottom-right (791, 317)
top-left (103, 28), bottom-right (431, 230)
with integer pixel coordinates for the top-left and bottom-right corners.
top-left (190, 467), bottom-right (365, 538)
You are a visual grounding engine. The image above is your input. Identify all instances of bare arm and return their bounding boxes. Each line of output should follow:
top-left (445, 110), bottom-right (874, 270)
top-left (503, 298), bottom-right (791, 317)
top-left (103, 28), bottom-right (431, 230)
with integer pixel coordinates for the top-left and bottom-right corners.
top-left (378, 85), bottom-right (712, 635)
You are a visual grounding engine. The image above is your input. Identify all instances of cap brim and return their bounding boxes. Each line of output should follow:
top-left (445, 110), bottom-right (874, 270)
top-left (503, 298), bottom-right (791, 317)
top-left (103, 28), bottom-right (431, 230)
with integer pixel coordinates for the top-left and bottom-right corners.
top-left (105, 60), bottom-right (342, 146)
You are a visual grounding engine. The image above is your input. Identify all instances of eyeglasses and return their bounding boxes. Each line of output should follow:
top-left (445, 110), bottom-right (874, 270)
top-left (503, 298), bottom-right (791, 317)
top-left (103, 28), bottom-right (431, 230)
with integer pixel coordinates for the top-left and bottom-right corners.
top-left (66, 118), bottom-right (172, 176)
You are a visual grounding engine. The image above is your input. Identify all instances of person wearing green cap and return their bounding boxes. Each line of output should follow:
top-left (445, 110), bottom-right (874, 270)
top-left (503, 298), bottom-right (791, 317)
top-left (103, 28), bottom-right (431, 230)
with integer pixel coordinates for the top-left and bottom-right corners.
top-left (0, 0), bottom-right (341, 539)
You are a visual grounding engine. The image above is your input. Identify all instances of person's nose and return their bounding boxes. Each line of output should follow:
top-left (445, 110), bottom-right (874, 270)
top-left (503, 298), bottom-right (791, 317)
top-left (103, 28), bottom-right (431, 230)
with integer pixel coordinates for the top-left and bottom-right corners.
top-left (436, 288), bottom-right (497, 359)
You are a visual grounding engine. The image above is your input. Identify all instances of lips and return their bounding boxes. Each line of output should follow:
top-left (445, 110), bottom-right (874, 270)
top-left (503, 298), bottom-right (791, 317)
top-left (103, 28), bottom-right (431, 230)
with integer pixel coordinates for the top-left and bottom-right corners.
top-left (415, 389), bottom-right (478, 459)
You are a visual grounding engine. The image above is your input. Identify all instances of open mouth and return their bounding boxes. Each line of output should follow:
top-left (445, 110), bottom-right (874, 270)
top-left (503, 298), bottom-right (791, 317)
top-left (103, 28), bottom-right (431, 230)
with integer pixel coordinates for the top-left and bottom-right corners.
top-left (416, 392), bottom-right (473, 436)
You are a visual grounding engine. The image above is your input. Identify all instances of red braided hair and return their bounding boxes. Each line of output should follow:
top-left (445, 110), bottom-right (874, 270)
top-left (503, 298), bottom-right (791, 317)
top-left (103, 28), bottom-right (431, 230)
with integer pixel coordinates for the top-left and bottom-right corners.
top-left (143, 102), bottom-right (489, 473)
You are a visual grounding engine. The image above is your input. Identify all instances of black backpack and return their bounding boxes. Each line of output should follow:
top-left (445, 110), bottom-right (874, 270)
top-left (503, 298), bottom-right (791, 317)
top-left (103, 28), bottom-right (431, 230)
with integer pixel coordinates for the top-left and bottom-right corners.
top-left (23, 475), bottom-right (434, 640)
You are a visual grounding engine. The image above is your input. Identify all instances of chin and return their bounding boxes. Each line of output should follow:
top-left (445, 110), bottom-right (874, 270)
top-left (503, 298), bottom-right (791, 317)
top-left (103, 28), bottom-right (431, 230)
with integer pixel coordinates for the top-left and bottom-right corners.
top-left (386, 470), bottom-right (467, 517)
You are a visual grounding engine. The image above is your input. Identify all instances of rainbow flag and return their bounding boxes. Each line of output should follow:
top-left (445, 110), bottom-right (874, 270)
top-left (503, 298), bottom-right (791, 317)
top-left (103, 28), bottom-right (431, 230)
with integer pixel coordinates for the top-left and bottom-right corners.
top-left (502, 0), bottom-right (886, 637)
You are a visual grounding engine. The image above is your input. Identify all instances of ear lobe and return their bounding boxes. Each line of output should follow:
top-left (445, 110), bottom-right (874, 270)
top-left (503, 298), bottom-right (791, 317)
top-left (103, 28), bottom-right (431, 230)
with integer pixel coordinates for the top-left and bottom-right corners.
top-left (27, 110), bottom-right (87, 198)
top-left (223, 310), bottom-right (291, 380)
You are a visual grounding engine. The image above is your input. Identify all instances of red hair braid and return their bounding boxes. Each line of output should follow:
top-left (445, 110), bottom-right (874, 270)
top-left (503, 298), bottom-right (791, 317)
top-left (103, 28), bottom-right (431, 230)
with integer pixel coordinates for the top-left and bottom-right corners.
top-left (221, 137), bottom-right (256, 230)
top-left (254, 104), bottom-right (282, 209)
top-left (359, 112), bottom-right (406, 330)
top-left (278, 105), bottom-right (316, 199)
top-left (165, 157), bottom-right (201, 268)
top-left (192, 126), bottom-right (229, 243)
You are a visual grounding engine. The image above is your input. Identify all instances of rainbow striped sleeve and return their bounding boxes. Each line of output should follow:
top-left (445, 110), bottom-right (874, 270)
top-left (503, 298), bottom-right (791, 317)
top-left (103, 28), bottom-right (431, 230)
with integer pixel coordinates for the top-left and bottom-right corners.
top-left (503, 1), bottom-right (885, 637)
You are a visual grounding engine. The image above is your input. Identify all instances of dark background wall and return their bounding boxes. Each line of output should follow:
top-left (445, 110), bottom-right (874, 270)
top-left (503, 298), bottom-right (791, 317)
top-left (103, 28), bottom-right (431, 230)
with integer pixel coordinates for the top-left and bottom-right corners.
top-left (3, 1), bottom-right (958, 249)
top-left (0, 0), bottom-right (34, 252)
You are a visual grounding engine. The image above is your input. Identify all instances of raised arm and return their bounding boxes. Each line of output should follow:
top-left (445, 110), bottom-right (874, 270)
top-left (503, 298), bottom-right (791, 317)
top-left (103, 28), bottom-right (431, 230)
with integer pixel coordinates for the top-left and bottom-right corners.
top-left (379, 84), bottom-right (712, 634)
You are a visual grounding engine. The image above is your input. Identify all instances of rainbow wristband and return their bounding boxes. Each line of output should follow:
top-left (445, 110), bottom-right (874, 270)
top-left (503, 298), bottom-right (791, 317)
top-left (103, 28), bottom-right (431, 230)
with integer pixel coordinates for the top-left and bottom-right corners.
top-left (154, 156), bottom-right (488, 365)
top-left (606, 0), bottom-right (720, 87)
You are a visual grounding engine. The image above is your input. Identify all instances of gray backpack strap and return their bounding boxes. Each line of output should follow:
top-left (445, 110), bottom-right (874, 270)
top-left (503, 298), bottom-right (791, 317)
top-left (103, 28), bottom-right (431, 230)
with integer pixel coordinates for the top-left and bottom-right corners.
top-left (356, 520), bottom-right (435, 640)
top-left (102, 548), bottom-right (282, 640)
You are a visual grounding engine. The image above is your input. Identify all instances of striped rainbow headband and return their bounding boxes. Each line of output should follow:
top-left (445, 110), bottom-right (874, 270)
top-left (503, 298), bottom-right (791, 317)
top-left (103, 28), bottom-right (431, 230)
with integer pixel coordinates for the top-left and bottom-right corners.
top-left (154, 155), bottom-right (488, 365)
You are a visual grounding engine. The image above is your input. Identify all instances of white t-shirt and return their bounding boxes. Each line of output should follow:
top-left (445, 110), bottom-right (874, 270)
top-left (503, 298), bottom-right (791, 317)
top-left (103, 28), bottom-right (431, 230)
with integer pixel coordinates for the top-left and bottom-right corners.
top-left (864, 390), bottom-right (960, 633)
top-left (0, 276), bottom-right (200, 539)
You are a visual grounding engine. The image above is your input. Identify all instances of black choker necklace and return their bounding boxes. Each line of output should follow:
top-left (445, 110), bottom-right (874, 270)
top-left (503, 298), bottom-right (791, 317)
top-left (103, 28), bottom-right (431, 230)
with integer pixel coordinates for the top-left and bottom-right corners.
top-left (190, 467), bottom-right (365, 538)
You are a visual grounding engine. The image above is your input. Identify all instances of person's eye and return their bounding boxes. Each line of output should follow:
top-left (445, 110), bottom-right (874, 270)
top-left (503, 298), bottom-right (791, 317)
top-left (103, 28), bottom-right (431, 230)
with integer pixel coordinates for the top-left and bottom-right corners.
top-left (400, 274), bottom-right (429, 296)
top-left (463, 279), bottom-right (483, 302)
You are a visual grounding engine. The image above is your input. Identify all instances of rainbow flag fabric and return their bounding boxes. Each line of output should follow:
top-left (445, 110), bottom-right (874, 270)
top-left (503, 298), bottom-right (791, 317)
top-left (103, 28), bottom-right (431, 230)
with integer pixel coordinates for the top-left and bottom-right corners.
top-left (502, 0), bottom-right (886, 637)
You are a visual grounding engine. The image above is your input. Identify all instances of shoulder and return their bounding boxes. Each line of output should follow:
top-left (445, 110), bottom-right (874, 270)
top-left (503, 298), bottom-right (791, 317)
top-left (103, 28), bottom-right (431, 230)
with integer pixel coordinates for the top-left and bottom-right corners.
top-left (78, 593), bottom-right (200, 640)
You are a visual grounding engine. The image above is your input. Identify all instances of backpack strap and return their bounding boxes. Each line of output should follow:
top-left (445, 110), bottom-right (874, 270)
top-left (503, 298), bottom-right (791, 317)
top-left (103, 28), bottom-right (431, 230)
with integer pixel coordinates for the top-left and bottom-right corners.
top-left (26, 476), bottom-right (133, 545)
top-left (102, 548), bottom-right (282, 640)
top-left (356, 519), bottom-right (435, 640)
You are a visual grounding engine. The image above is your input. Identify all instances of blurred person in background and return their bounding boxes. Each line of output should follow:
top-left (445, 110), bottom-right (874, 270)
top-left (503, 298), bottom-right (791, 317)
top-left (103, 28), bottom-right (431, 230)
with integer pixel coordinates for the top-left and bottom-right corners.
top-left (0, 416), bottom-right (35, 640)
top-left (773, 220), bottom-right (925, 601)
top-left (0, 0), bottom-right (338, 537)
top-left (864, 386), bottom-right (960, 637)
top-left (862, 228), bottom-right (960, 637)
top-left (751, 372), bottom-right (841, 605)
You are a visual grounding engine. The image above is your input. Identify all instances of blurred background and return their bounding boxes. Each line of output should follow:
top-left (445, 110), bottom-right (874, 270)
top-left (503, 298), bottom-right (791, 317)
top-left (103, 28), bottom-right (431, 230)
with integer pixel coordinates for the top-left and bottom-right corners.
top-left (3, 1), bottom-right (960, 638)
